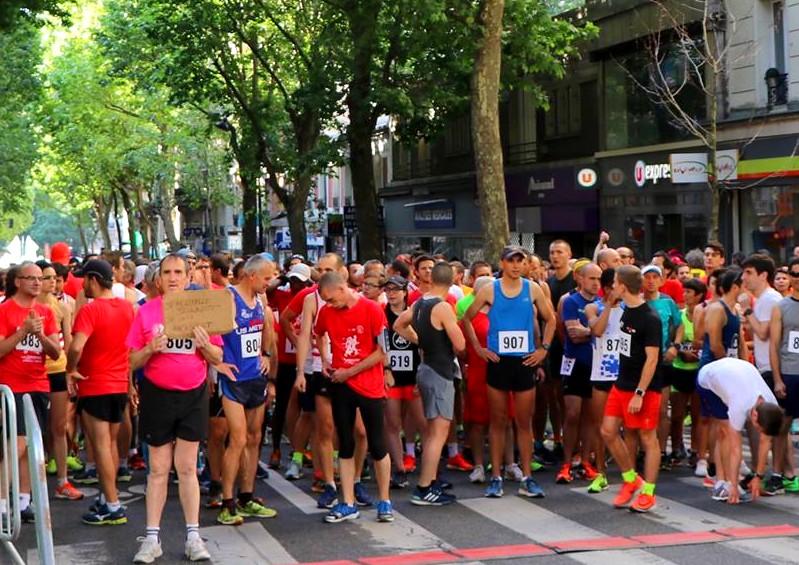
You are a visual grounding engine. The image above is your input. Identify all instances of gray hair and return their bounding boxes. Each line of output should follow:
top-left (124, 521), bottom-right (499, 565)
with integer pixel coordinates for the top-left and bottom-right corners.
top-left (159, 253), bottom-right (189, 275)
top-left (243, 254), bottom-right (271, 275)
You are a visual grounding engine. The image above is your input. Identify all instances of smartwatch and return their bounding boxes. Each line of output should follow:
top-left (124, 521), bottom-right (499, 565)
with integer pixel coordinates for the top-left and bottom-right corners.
top-left (634, 388), bottom-right (646, 397)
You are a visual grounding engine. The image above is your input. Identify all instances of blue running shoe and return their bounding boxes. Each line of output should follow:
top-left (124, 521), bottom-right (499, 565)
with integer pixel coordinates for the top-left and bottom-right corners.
top-left (485, 476), bottom-right (504, 498)
top-left (82, 503), bottom-right (127, 526)
top-left (519, 477), bottom-right (545, 498)
top-left (376, 500), bottom-right (394, 522)
top-left (410, 484), bottom-right (455, 506)
top-left (354, 481), bottom-right (373, 507)
top-left (324, 502), bottom-right (359, 523)
top-left (317, 484), bottom-right (338, 509)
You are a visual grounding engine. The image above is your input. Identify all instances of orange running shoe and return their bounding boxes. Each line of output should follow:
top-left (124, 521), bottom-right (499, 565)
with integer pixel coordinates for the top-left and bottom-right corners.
top-left (446, 453), bottom-right (474, 472)
top-left (556, 462), bottom-right (573, 484)
top-left (55, 481), bottom-right (84, 501)
top-left (403, 454), bottom-right (417, 473)
top-left (612, 475), bottom-right (643, 507)
top-left (630, 492), bottom-right (657, 513)
top-left (580, 461), bottom-right (600, 481)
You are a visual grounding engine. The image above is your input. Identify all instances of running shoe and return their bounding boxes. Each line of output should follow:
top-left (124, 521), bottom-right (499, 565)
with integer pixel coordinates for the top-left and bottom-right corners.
top-left (237, 500), bottom-right (277, 518)
top-left (530, 459), bottom-right (544, 473)
top-left (711, 483), bottom-right (730, 501)
top-left (687, 450), bottom-right (698, 468)
top-left (534, 442), bottom-right (556, 465)
top-left (630, 493), bottom-right (656, 513)
top-left (670, 447), bottom-right (687, 467)
top-left (737, 491), bottom-right (753, 503)
top-left (184, 537), bottom-right (211, 561)
top-left (129, 454), bottom-right (147, 471)
top-left (446, 453), bottom-right (474, 472)
top-left (390, 471), bottom-right (409, 489)
top-left (587, 474), bottom-right (609, 494)
top-left (116, 466), bottom-right (133, 483)
top-left (285, 461), bottom-right (303, 481)
top-left (740, 460), bottom-right (752, 477)
top-left (783, 475), bottom-right (799, 493)
top-left (354, 482), bottom-right (373, 507)
top-left (311, 474), bottom-right (327, 493)
top-left (411, 484), bottom-right (455, 506)
top-left (504, 463), bottom-right (524, 482)
top-left (256, 461), bottom-right (270, 480)
top-left (205, 495), bottom-right (223, 509)
top-left (317, 484), bottom-right (338, 509)
top-left (82, 503), bottom-right (127, 526)
top-left (659, 453), bottom-right (672, 472)
top-left (519, 477), bottom-right (545, 498)
top-left (702, 476), bottom-right (716, 489)
top-left (324, 502), bottom-right (359, 523)
top-left (133, 537), bottom-right (163, 564)
top-left (376, 500), bottom-right (394, 522)
top-left (268, 448), bottom-right (282, 470)
top-left (55, 481), bottom-right (85, 501)
top-left (403, 454), bottom-right (417, 473)
top-left (216, 507), bottom-right (244, 526)
top-left (761, 474), bottom-right (784, 496)
top-left (555, 463), bottom-right (573, 484)
top-left (469, 465), bottom-right (486, 484)
top-left (436, 474), bottom-right (453, 490)
top-left (484, 476), bottom-right (504, 498)
top-left (612, 475), bottom-right (643, 508)
top-left (72, 468), bottom-right (99, 485)
top-left (303, 450), bottom-right (314, 468)
top-left (694, 459), bottom-right (708, 477)
top-left (20, 506), bottom-right (35, 523)
top-left (46, 458), bottom-right (57, 475)
top-left (577, 461), bottom-right (600, 481)
top-left (67, 455), bottom-right (85, 472)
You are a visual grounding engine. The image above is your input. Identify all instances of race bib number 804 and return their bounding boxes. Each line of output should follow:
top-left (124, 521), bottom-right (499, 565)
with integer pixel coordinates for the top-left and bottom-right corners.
top-left (241, 333), bottom-right (262, 358)
top-left (498, 331), bottom-right (528, 354)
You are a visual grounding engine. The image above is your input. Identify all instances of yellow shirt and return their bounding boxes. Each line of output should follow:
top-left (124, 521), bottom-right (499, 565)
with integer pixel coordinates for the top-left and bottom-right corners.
top-left (44, 294), bottom-right (67, 374)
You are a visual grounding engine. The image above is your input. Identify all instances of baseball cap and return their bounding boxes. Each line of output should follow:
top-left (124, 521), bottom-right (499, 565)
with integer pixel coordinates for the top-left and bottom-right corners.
top-left (73, 259), bottom-right (114, 282)
top-left (287, 263), bottom-right (312, 282)
top-left (641, 265), bottom-right (663, 276)
top-left (177, 248), bottom-right (196, 260)
top-left (134, 265), bottom-right (148, 287)
top-left (382, 275), bottom-right (408, 289)
top-left (501, 245), bottom-right (526, 261)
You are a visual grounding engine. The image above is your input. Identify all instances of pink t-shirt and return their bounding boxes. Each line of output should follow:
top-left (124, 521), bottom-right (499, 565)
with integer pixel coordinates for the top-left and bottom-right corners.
top-left (126, 296), bottom-right (223, 391)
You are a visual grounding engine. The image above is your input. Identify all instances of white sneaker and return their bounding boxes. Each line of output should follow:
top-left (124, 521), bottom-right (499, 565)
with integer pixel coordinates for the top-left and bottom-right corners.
top-left (185, 537), bottom-right (211, 562)
top-left (133, 537), bottom-right (163, 564)
top-left (504, 463), bottom-right (524, 482)
top-left (739, 460), bottom-right (752, 477)
top-left (285, 461), bottom-right (303, 481)
top-left (469, 465), bottom-right (486, 484)
top-left (695, 459), bottom-right (708, 477)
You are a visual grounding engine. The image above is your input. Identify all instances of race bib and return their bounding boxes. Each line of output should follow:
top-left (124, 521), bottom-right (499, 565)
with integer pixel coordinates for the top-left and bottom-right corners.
top-left (619, 331), bottom-right (631, 357)
top-left (788, 331), bottom-right (799, 354)
top-left (164, 338), bottom-right (196, 355)
top-left (498, 330), bottom-right (528, 354)
top-left (560, 356), bottom-right (575, 376)
top-left (241, 332), bottom-right (262, 358)
top-left (16, 333), bottom-right (42, 353)
top-left (726, 335), bottom-right (739, 358)
top-left (389, 351), bottom-right (413, 371)
top-left (285, 338), bottom-right (297, 354)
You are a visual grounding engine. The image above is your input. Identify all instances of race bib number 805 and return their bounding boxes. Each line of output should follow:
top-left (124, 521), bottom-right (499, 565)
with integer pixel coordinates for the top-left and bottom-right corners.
top-left (241, 333), bottom-right (262, 358)
top-left (164, 338), bottom-right (196, 355)
top-left (498, 331), bottom-right (528, 354)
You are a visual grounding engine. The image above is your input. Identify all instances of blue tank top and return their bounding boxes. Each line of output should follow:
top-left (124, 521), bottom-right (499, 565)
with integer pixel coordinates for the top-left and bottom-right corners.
top-left (221, 287), bottom-right (265, 382)
top-left (487, 279), bottom-right (535, 357)
top-left (699, 301), bottom-right (740, 367)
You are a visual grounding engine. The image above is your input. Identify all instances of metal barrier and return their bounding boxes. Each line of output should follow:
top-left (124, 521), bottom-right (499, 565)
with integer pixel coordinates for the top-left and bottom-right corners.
top-left (0, 390), bottom-right (56, 565)
top-left (0, 384), bottom-right (22, 565)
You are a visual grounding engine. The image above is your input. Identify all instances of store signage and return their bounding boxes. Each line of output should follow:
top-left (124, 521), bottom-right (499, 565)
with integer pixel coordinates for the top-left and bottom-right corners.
top-left (670, 153), bottom-right (708, 184)
top-left (607, 168), bottom-right (625, 187)
top-left (715, 149), bottom-right (738, 181)
top-left (576, 168), bottom-right (598, 188)
top-left (527, 176), bottom-right (555, 192)
top-left (633, 160), bottom-right (671, 187)
top-left (414, 201), bottom-right (455, 229)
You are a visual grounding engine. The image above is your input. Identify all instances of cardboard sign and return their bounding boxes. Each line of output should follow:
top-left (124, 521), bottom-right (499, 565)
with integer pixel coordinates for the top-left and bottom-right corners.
top-left (163, 289), bottom-right (236, 338)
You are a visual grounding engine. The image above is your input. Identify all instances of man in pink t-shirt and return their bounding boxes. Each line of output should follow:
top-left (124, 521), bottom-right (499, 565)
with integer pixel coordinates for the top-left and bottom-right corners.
top-left (127, 254), bottom-right (225, 563)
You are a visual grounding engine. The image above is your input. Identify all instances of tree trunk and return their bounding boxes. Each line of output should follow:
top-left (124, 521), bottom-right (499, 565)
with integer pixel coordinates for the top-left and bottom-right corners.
top-left (95, 195), bottom-right (112, 252)
top-left (76, 212), bottom-right (90, 255)
top-left (471, 0), bottom-right (508, 264)
top-left (285, 177), bottom-right (310, 257)
top-left (118, 185), bottom-right (140, 261)
top-left (346, 2), bottom-right (382, 261)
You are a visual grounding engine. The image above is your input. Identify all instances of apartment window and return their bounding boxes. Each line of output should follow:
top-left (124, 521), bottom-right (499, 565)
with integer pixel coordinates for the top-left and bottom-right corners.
top-left (773, 1), bottom-right (786, 71)
top-left (332, 196), bottom-right (340, 209)
top-left (444, 115), bottom-right (471, 156)
top-left (544, 85), bottom-right (581, 138)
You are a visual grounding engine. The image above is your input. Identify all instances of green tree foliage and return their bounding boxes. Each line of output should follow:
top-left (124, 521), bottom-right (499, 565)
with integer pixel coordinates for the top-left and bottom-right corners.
top-left (0, 0), bottom-right (71, 30)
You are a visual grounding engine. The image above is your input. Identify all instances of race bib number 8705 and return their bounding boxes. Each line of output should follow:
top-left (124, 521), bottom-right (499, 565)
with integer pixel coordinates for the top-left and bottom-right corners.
top-left (241, 333), bottom-right (262, 358)
top-left (498, 331), bottom-right (528, 354)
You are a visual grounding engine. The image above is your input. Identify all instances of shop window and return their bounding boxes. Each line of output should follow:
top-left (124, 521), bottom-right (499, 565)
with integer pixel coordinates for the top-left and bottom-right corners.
top-left (742, 185), bottom-right (799, 258)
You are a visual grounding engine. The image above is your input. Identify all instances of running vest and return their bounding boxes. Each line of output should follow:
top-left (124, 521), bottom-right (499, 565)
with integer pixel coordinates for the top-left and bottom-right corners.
top-left (699, 300), bottom-right (740, 366)
top-left (386, 305), bottom-right (421, 387)
top-left (302, 290), bottom-right (326, 374)
top-left (778, 297), bottom-right (799, 375)
top-left (487, 279), bottom-right (535, 357)
top-left (590, 304), bottom-right (623, 382)
top-left (221, 287), bottom-right (265, 382)
top-left (413, 297), bottom-right (454, 380)
top-left (673, 307), bottom-right (699, 371)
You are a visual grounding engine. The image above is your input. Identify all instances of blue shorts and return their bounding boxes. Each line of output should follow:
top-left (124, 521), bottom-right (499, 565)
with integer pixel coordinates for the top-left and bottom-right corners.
top-left (697, 384), bottom-right (728, 420)
top-left (220, 376), bottom-right (267, 409)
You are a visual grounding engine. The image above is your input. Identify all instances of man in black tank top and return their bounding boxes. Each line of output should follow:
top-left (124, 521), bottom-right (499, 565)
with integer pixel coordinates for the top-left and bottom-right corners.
top-left (394, 262), bottom-right (465, 506)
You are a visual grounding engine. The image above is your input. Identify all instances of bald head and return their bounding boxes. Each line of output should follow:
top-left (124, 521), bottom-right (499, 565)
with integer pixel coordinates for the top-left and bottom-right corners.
top-left (597, 248), bottom-right (621, 270)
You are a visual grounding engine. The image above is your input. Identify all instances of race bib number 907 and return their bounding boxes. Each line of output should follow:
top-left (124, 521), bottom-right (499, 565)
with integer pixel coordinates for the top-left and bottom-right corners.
top-left (241, 333), bottom-right (262, 358)
top-left (498, 331), bottom-right (528, 354)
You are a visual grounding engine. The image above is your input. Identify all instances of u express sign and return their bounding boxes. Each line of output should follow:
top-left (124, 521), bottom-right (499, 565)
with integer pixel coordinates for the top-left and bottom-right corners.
top-left (633, 160), bottom-right (671, 187)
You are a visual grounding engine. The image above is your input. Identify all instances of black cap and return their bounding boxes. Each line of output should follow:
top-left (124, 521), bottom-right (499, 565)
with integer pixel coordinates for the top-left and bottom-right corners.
top-left (501, 245), bottom-right (526, 261)
top-left (73, 259), bottom-right (114, 282)
top-left (382, 275), bottom-right (408, 289)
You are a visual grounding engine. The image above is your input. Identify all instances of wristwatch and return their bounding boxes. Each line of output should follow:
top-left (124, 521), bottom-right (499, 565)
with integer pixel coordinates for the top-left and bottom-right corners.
top-left (542, 343), bottom-right (551, 351)
top-left (634, 388), bottom-right (646, 397)
top-left (743, 308), bottom-right (753, 317)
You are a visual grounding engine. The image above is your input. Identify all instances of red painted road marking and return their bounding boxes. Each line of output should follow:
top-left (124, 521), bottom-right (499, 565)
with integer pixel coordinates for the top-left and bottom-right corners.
top-left (547, 536), bottom-right (641, 553)
top-left (451, 543), bottom-right (552, 560)
top-left (359, 550), bottom-right (455, 565)
top-left (717, 524), bottom-right (799, 538)
top-left (631, 531), bottom-right (726, 546)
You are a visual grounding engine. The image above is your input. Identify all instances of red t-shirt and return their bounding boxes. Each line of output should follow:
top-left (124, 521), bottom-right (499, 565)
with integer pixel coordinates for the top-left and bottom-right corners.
top-left (279, 286), bottom-right (317, 364)
top-left (463, 311), bottom-right (489, 380)
top-left (72, 297), bottom-right (134, 397)
top-left (0, 300), bottom-right (58, 393)
top-left (314, 295), bottom-right (387, 399)
top-left (408, 289), bottom-right (457, 308)
top-left (660, 278), bottom-right (685, 306)
top-left (63, 272), bottom-right (83, 299)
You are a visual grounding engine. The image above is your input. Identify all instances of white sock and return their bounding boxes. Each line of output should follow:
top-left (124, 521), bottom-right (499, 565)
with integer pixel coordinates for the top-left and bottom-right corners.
top-left (107, 500), bottom-right (121, 512)
top-left (19, 493), bottom-right (31, 511)
top-left (146, 527), bottom-right (160, 542)
top-left (186, 524), bottom-right (200, 541)
top-left (405, 442), bottom-right (415, 456)
top-left (57, 477), bottom-right (68, 488)
top-left (447, 443), bottom-right (459, 458)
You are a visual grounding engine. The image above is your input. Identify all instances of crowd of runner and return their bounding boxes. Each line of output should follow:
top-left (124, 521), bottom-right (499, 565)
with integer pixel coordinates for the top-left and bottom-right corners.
top-left (1, 236), bottom-right (799, 563)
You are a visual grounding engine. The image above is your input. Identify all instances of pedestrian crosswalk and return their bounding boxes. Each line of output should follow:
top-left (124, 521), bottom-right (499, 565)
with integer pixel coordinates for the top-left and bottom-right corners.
top-left (24, 466), bottom-right (799, 565)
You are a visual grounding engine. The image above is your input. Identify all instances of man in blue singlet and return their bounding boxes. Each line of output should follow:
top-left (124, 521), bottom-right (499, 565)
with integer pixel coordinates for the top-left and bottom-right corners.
top-left (216, 255), bottom-right (278, 526)
top-left (463, 245), bottom-right (556, 499)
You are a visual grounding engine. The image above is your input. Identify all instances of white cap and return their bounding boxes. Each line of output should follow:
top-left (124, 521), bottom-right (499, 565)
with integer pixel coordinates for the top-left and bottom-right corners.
top-left (134, 265), bottom-right (148, 286)
top-left (287, 263), bottom-right (312, 282)
top-left (641, 264), bottom-right (663, 276)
